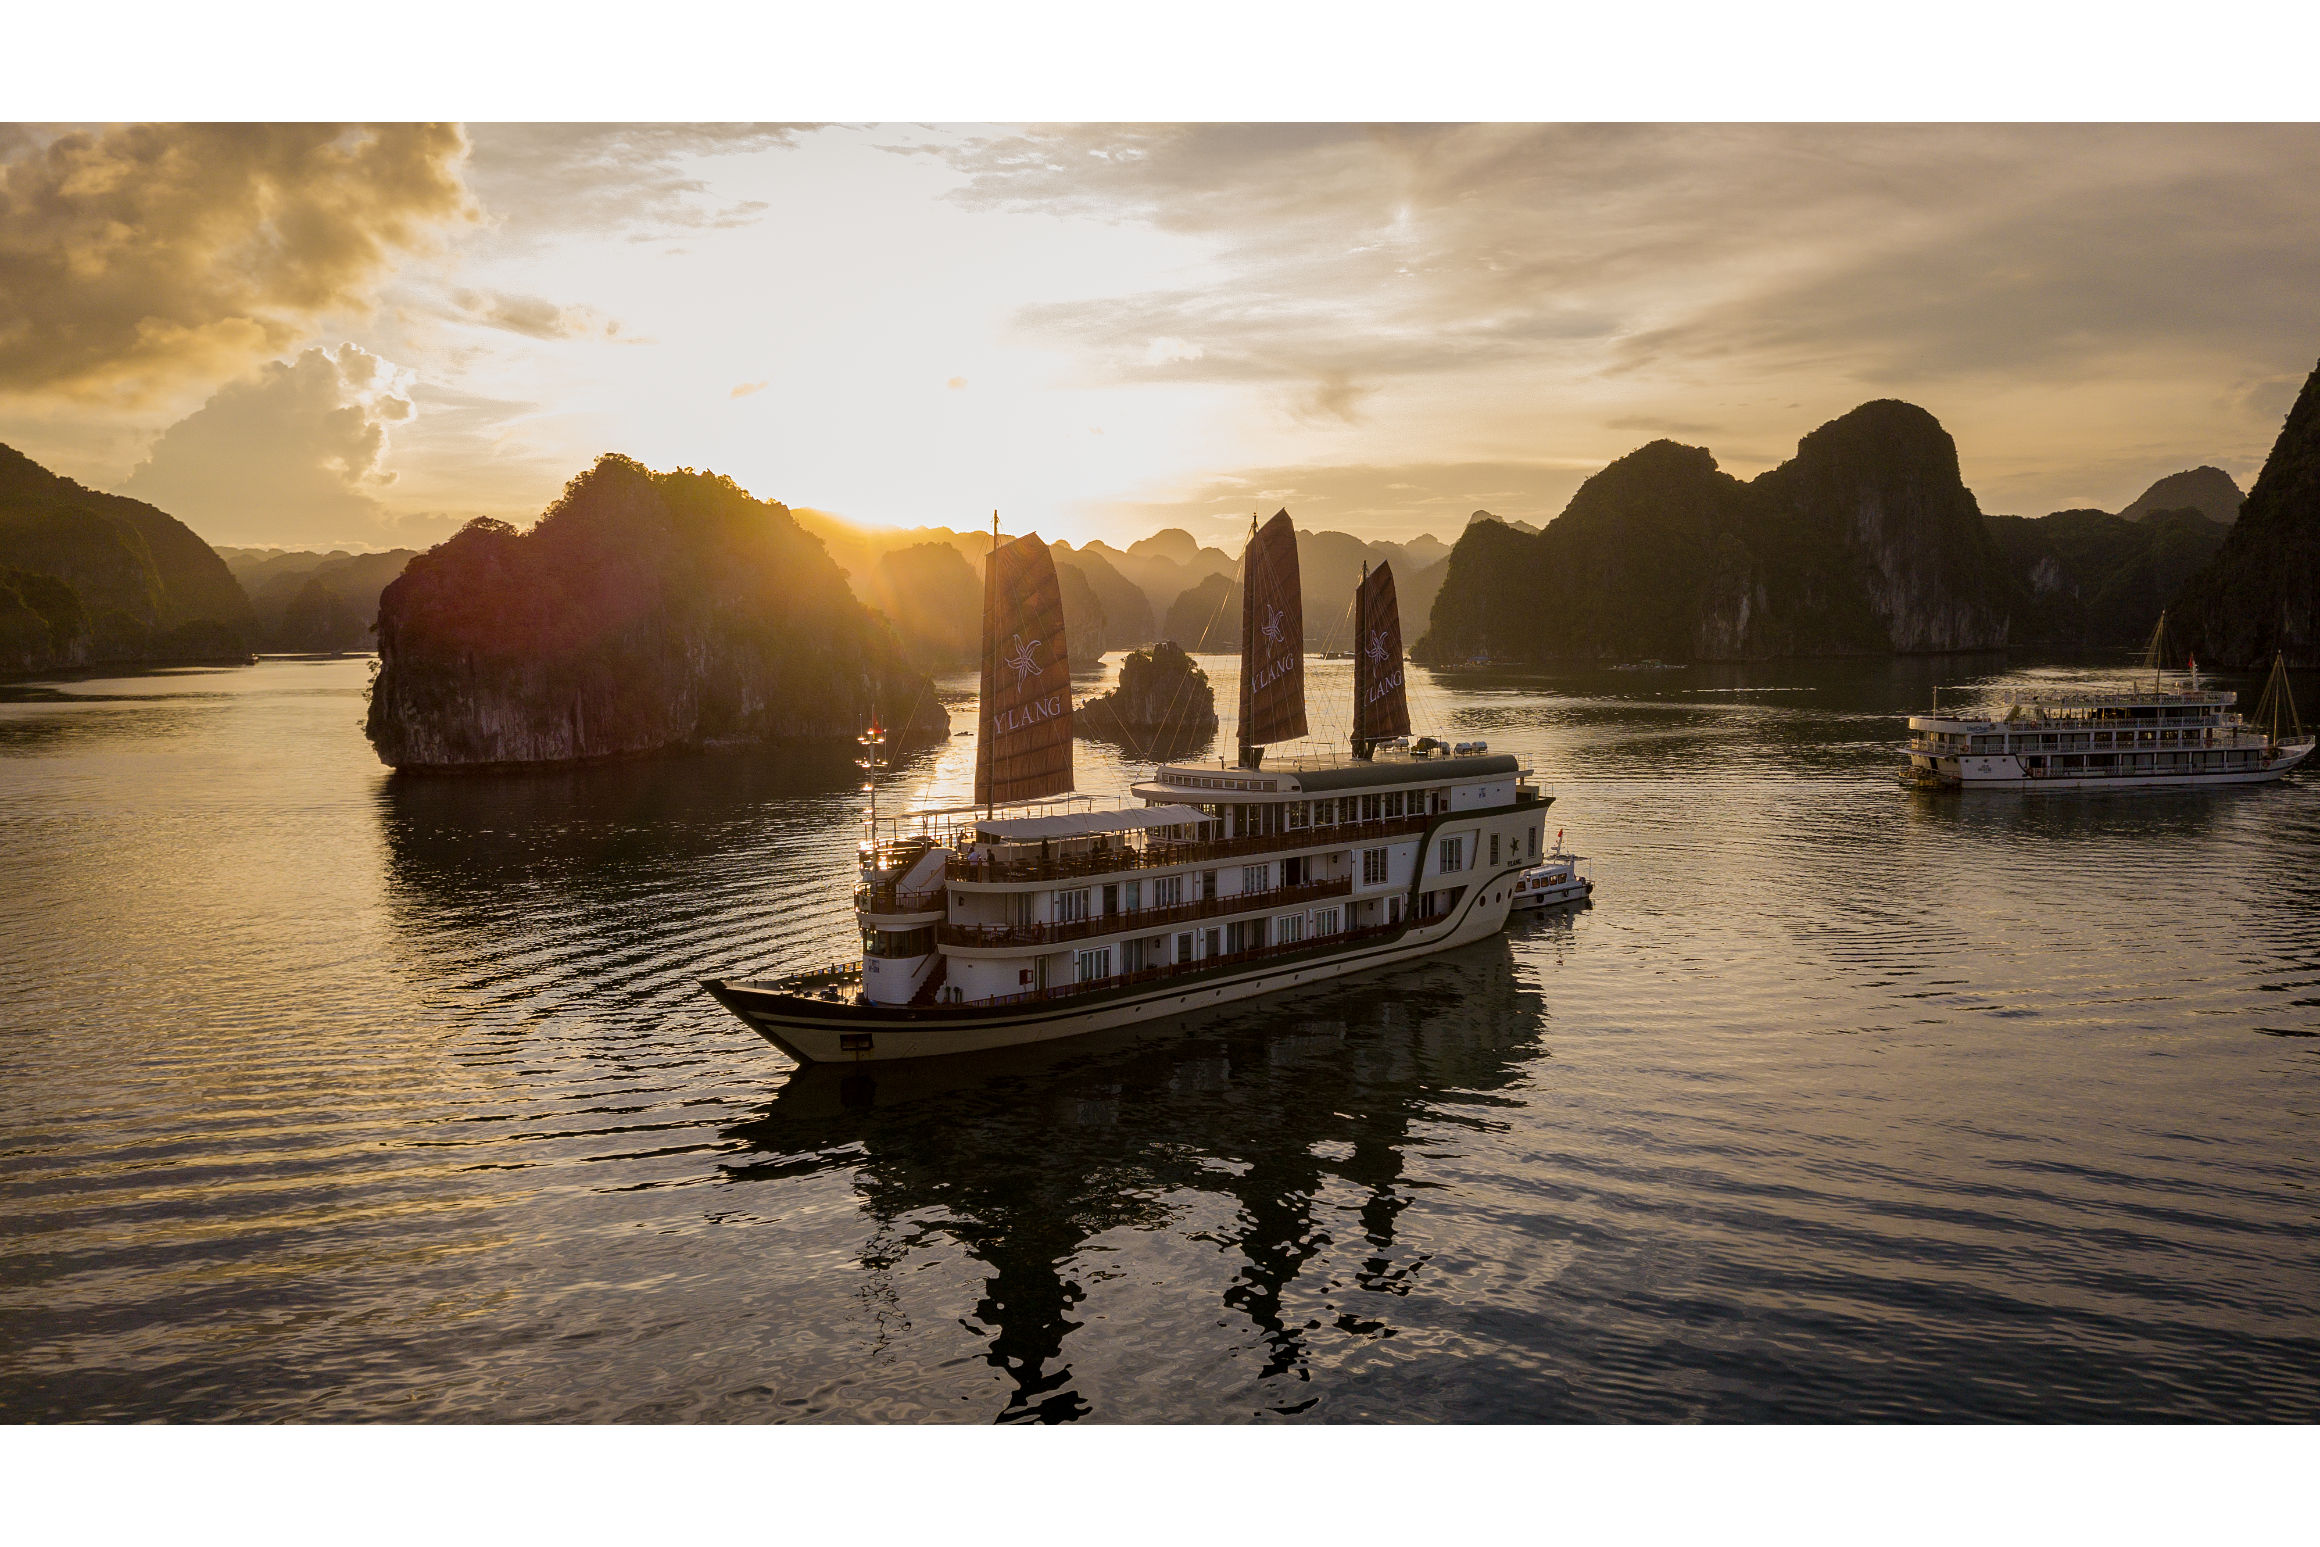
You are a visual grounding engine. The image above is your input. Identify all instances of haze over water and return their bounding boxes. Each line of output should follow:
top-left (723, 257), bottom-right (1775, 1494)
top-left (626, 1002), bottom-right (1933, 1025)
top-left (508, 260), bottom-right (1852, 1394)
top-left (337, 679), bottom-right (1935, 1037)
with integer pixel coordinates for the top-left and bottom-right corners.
top-left (3, 654), bottom-right (2317, 1422)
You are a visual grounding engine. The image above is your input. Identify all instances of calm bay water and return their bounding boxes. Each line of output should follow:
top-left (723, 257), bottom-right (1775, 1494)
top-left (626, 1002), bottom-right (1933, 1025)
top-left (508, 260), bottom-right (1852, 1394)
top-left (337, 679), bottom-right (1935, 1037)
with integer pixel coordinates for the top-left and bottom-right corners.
top-left (3, 652), bottom-right (2318, 1422)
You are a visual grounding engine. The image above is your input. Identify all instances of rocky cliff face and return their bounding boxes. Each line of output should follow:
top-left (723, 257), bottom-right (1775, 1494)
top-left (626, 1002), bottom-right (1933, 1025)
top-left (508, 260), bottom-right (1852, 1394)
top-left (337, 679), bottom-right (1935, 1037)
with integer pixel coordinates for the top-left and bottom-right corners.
top-left (1162, 572), bottom-right (1241, 650)
top-left (2175, 357), bottom-right (2320, 667)
top-left (221, 546), bottom-right (419, 652)
top-left (0, 443), bottom-right (255, 674)
top-left (364, 455), bottom-right (947, 769)
top-left (2120, 466), bottom-right (2244, 524)
top-left (1417, 402), bottom-right (2010, 663)
top-left (1748, 401), bottom-right (2013, 655)
top-left (1986, 507), bottom-right (2228, 648)
top-left (1055, 545), bottom-right (1155, 655)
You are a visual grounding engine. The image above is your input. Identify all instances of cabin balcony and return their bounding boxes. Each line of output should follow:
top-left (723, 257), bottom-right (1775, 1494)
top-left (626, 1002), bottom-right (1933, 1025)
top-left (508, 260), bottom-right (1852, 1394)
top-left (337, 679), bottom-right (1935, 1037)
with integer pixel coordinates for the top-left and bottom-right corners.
top-left (945, 813), bottom-right (1432, 884)
top-left (853, 881), bottom-right (947, 922)
top-left (938, 876), bottom-right (1353, 951)
top-left (976, 915), bottom-right (1406, 1008)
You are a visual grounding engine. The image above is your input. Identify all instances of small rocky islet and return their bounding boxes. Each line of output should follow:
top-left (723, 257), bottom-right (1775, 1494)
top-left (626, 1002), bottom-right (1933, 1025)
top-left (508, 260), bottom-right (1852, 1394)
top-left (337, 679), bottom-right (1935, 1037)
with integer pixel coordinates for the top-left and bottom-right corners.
top-left (1075, 640), bottom-right (1220, 755)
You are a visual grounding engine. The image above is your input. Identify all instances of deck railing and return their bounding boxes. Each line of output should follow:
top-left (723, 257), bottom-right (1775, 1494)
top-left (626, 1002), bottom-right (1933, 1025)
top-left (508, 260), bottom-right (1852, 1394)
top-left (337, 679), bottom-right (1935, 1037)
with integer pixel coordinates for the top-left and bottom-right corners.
top-left (854, 883), bottom-right (946, 915)
top-left (938, 876), bottom-right (1353, 949)
top-left (976, 916), bottom-right (1407, 1008)
top-left (945, 813), bottom-right (1434, 884)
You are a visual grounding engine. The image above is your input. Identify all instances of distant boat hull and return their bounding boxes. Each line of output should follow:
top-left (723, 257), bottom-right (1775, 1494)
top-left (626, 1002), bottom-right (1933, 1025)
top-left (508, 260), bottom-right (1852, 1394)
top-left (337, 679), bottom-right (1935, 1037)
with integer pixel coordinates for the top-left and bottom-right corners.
top-left (1903, 740), bottom-right (2314, 791)
top-left (705, 866), bottom-right (1524, 1064)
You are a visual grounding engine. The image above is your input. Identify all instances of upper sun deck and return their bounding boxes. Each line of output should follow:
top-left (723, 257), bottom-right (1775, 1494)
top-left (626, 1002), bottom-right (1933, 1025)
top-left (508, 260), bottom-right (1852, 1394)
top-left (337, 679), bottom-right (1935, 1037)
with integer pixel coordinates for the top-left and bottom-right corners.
top-left (1139, 751), bottom-right (1524, 801)
top-left (1910, 683), bottom-right (2239, 735)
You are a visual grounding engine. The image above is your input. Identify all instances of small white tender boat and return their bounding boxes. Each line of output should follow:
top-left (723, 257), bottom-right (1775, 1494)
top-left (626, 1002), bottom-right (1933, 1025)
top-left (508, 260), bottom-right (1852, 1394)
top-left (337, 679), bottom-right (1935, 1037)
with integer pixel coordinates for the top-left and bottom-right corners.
top-left (1512, 845), bottom-right (1591, 910)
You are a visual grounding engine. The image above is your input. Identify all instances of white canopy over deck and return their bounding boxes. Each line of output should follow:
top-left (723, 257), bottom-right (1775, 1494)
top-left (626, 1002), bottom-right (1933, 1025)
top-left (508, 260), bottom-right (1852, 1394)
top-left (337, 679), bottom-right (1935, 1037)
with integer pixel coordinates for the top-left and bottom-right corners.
top-left (972, 804), bottom-right (1206, 842)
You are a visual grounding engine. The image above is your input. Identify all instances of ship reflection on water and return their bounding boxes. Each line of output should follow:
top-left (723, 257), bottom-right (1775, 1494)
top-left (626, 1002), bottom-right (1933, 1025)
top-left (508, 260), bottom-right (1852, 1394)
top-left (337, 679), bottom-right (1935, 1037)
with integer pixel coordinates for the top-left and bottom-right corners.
top-left (720, 939), bottom-right (1544, 1422)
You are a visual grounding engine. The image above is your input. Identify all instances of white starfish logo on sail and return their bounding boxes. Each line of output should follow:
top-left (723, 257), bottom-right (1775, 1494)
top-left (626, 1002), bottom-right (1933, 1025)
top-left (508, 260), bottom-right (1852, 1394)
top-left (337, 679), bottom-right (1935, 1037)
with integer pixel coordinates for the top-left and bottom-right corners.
top-left (1366, 628), bottom-right (1391, 664)
top-left (1003, 632), bottom-right (1043, 685)
top-left (1259, 604), bottom-right (1286, 648)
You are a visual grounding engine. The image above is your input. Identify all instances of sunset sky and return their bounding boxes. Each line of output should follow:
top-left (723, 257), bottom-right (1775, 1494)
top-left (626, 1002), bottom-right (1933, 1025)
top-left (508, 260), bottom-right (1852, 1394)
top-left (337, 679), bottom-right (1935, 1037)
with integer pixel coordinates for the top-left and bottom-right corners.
top-left (5, 121), bottom-right (2320, 553)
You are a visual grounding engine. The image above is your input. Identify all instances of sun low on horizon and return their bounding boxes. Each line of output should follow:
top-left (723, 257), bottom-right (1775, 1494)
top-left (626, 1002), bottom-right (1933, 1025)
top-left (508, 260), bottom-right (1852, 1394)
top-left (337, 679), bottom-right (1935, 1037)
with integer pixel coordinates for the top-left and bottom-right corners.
top-left (4, 121), bottom-right (2318, 557)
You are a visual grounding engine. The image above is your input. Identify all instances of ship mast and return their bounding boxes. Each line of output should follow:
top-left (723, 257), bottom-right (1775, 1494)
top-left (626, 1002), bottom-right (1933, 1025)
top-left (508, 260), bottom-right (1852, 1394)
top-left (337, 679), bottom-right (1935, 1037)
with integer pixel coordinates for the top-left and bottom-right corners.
top-left (1235, 511), bottom-right (1259, 770)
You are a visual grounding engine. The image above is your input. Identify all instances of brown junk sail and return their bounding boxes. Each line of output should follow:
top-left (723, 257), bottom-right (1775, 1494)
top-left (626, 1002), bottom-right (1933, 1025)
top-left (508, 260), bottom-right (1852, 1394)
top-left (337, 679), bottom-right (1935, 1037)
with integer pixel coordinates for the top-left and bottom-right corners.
top-left (974, 533), bottom-right (1074, 808)
top-left (1352, 560), bottom-right (1411, 756)
top-left (1236, 509), bottom-right (1307, 760)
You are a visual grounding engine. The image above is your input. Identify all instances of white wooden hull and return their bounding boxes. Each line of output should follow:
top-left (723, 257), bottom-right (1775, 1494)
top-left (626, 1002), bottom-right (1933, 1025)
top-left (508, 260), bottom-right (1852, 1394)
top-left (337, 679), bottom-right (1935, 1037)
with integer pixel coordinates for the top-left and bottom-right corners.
top-left (707, 861), bottom-right (1527, 1064)
top-left (1908, 740), bottom-right (2312, 791)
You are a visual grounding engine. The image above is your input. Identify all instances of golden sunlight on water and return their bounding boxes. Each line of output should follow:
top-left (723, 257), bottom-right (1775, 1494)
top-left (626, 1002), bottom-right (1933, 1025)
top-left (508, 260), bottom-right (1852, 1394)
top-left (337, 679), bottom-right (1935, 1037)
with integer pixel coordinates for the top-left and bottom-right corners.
top-left (2, 654), bottom-right (2317, 1420)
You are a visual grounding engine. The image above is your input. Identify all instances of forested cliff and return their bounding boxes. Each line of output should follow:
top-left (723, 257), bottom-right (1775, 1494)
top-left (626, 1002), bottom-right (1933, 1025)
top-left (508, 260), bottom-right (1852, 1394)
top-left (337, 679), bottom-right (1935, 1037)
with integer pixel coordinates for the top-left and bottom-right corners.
top-left (1412, 399), bottom-right (2284, 664)
top-left (364, 455), bottom-right (948, 769)
top-left (2175, 356), bottom-right (2320, 667)
top-left (1418, 402), bottom-right (2012, 662)
top-left (0, 443), bottom-right (255, 674)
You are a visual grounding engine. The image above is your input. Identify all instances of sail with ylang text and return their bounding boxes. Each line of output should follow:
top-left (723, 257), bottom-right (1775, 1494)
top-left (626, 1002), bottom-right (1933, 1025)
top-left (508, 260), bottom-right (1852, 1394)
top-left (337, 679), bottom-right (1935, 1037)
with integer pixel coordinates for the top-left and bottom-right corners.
top-left (1237, 508), bottom-right (1306, 753)
top-left (975, 533), bottom-right (1073, 808)
top-left (1353, 560), bottom-right (1410, 753)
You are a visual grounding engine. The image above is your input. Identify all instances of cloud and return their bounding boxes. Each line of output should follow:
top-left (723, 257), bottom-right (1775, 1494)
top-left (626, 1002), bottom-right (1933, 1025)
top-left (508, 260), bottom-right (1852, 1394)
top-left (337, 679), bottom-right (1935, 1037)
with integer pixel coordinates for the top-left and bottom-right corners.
top-left (925, 124), bottom-right (2320, 511)
top-left (1093, 458), bottom-right (1597, 544)
top-left (460, 124), bottom-right (803, 243)
top-left (1296, 372), bottom-right (1375, 424)
top-left (1144, 336), bottom-right (1205, 366)
top-left (120, 345), bottom-right (420, 547)
top-left (947, 375), bottom-right (968, 389)
top-left (0, 123), bottom-right (473, 401)
top-left (449, 288), bottom-right (618, 341)
top-left (731, 380), bottom-right (769, 398)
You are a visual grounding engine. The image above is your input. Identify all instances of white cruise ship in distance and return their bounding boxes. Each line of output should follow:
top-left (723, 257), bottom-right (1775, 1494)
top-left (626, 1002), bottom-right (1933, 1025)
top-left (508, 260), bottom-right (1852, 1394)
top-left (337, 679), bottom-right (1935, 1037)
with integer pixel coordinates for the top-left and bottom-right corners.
top-left (1903, 648), bottom-right (2312, 791)
top-left (704, 510), bottom-right (1554, 1064)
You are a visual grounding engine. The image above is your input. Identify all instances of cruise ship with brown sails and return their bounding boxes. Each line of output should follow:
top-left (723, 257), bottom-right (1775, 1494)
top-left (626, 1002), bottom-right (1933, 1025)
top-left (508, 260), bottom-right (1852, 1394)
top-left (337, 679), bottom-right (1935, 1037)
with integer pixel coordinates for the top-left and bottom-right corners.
top-left (704, 511), bottom-right (1555, 1063)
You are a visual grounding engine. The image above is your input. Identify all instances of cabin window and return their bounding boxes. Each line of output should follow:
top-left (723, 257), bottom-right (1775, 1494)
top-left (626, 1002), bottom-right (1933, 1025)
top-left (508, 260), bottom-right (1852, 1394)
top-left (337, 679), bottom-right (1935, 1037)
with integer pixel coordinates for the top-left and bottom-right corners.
top-left (1055, 888), bottom-right (1091, 922)
top-left (1242, 863), bottom-right (1271, 895)
top-left (1362, 848), bottom-right (1389, 885)
top-left (1287, 801), bottom-right (1310, 829)
top-left (1386, 791), bottom-right (1405, 817)
top-left (1203, 927), bottom-right (1221, 959)
top-left (1123, 879), bottom-right (1141, 911)
top-left (865, 927), bottom-right (931, 958)
top-left (1122, 938), bottom-right (1147, 972)
top-left (1439, 836), bottom-right (1465, 873)
top-left (1313, 800), bottom-right (1335, 826)
top-left (1154, 875), bottom-right (1183, 907)
top-left (1362, 793), bottom-right (1383, 821)
top-left (1176, 932), bottom-right (1193, 962)
top-left (1201, 870), bottom-right (1219, 901)
top-left (1387, 896), bottom-right (1402, 924)
top-left (1101, 883), bottom-right (1118, 914)
top-left (1282, 856), bottom-right (1307, 886)
top-left (1074, 948), bottom-right (1112, 983)
top-left (1489, 833), bottom-right (1500, 866)
top-left (1315, 907), bottom-right (1341, 935)
top-left (1277, 914), bottom-right (1304, 945)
